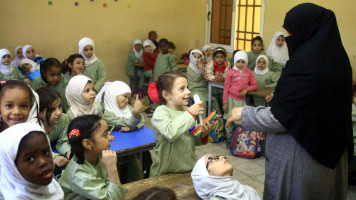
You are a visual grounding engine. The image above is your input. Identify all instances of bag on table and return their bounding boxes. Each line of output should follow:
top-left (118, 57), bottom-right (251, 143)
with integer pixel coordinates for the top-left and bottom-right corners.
top-left (208, 118), bottom-right (226, 143)
top-left (230, 126), bottom-right (261, 158)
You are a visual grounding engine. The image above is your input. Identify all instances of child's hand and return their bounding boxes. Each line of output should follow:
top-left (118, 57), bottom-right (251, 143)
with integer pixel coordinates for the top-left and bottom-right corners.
top-left (119, 126), bottom-right (131, 132)
top-left (102, 150), bottom-right (117, 169)
top-left (265, 95), bottom-right (273, 102)
top-left (188, 101), bottom-right (204, 116)
top-left (66, 151), bottom-right (71, 159)
top-left (200, 121), bottom-right (214, 139)
top-left (197, 62), bottom-right (204, 71)
top-left (253, 132), bottom-right (266, 141)
top-left (133, 95), bottom-right (142, 118)
top-left (108, 135), bottom-right (116, 141)
top-left (223, 103), bottom-right (228, 113)
top-left (54, 155), bottom-right (69, 167)
top-left (217, 74), bottom-right (224, 82)
top-left (240, 88), bottom-right (248, 97)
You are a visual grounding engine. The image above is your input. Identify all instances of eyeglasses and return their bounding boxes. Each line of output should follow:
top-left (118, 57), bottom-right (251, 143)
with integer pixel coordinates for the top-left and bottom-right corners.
top-left (206, 155), bottom-right (227, 170)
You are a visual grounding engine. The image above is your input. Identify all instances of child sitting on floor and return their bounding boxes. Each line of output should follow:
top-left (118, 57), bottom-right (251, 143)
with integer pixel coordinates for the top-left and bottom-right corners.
top-left (20, 58), bottom-right (41, 81)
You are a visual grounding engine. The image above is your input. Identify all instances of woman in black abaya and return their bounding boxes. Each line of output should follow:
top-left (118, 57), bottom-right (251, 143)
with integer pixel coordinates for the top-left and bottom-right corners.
top-left (226, 3), bottom-right (353, 199)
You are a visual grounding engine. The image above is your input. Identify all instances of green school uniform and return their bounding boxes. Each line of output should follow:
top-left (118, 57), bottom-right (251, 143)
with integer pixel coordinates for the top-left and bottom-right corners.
top-left (227, 56), bottom-right (234, 67)
top-left (204, 56), bottom-right (212, 64)
top-left (66, 102), bottom-right (104, 121)
top-left (58, 155), bottom-right (127, 200)
top-left (47, 114), bottom-right (71, 158)
top-left (153, 53), bottom-right (177, 81)
top-left (247, 50), bottom-right (274, 71)
top-left (0, 67), bottom-right (28, 81)
top-left (352, 103), bottom-right (356, 155)
top-left (30, 74), bottom-right (69, 112)
top-left (224, 97), bottom-right (247, 140)
top-left (253, 71), bottom-right (280, 107)
top-left (102, 105), bottom-right (144, 129)
top-left (84, 59), bottom-right (106, 92)
top-left (150, 105), bottom-right (205, 177)
top-left (270, 61), bottom-right (284, 74)
top-left (126, 50), bottom-right (144, 89)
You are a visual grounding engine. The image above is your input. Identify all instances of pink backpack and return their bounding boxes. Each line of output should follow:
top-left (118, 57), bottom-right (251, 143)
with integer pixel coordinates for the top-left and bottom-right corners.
top-left (230, 126), bottom-right (261, 158)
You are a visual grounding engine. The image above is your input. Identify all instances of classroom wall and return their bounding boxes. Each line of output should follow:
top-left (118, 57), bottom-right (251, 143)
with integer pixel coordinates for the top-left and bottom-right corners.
top-left (263, 0), bottom-right (356, 79)
top-left (0, 0), bottom-right (207, 83)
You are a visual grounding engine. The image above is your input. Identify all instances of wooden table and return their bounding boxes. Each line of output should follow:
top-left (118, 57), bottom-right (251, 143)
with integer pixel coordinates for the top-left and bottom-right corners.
top-left (123, 173), bottom-right (200, 200)
top-left (248, 87), bottom-right (275, 98)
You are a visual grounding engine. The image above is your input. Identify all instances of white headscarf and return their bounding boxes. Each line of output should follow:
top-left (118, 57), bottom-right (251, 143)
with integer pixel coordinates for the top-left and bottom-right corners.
top-left (143, 39), bottom-right (156, 53)
top-left (233, 51), bottom-right (248, 70)
top-left (266, 32), bottom-right (289, 66)
top-left (66, 75), bottom-right (99, 117)
top-left (254, 55), bottom-right (269, 75)
top-left (27, 88), bottom-right (42, 127)
top-left (0, 49), bottom-right (14, 75)
top-left (0, 123), bottom-right (64, 200)
top-left (202, 45), bottom-right (212, 52)
top-left (10, 46), bottom-right (23, 67)
top-left (189, 49), bottom-right (204, 74)
top-left (133, 39), bottom-right (143, 59)
top-left (78, 37), bottom-right (99, 67)
top-left (104, 81), bottom-right (132, 118)
top-left (95, 81), bottom-right (112, 103)
top-left (191, 155), bottom-right (260, 200)
top-left (20, 58), bottom-right (40, 73)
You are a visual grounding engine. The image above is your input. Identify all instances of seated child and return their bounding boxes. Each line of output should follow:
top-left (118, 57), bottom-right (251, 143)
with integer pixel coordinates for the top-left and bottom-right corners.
top-left (148, 71), bottom-right (214, 177)
top-left (266, 31), bottom-right (289, 72)
top-left (62, 54), bottom-right (86, 81)
top-left (168, 41), bottom-right (178, 61)
top-left (143, 40), bottom-right (159, 83)
top-left (58, 115), bottom-right (127, 199)
top-left (202, 45), bottom-right (212, 64)
top-left (65, 75), bottom-right (103, 121)
top-left (0, 123), bottom-right (64, 199)
top-left (0, 49), bottom-right (30, 84)
top-left (126, 39), bottom-right (145, 89)
top-left (22, 44), bottom-right (43, 63)
top-left (79, 37), bottom-right (106, 92)
top-left (153, 39), bottom-right (177, 81)
top-left (10, 45), bottom-right (24, 68)
top-left (20, 58), bottom-right (41, 80)
top-left (31, 58), bottom-right (69, 112)
top-left (191, 154), bottom-right (260, 200)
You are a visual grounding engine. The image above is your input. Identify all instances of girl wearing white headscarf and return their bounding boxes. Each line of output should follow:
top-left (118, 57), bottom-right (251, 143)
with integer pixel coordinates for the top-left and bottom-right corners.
top-left (126, 39), bottom-right (145, 89)
top-left (202, 45), bottom-right (213, 64)
top-left (65, 75), bottom-right (102, 121)
top-left (20, 58), bottom-right (41, 80)
top-left (0, 49), bottom-right (29, 83)
top-left (10, 46), bottom-right (24, 67)
top-left (0, 123), bottom-right (64, 200)
top-left (22, 45), bottom-right (43, 63)
top-left (142, 39), bottom-right (159, 82)
top-left (266, 32), bottom-right (289, 67)
top-left (191, 155), bottom-right (260, 200)
top-left (253, 55), bottom-right (280, 107)
top-left (78, 37), bottom-right (106, 92)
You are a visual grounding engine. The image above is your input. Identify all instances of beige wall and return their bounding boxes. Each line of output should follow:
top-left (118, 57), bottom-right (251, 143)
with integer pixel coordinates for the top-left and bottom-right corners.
top-left (263, 0), bottom-right (356, 79)
top-left (0, 0), bottom-right (206, 83)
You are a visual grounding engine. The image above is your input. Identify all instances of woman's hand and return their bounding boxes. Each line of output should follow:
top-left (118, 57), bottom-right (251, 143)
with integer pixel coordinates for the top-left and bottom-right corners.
top-left (200, 121), bottom-right (214, 139)
top-left (226, 107), bottom-right (243, 127)
top-left (188, 101), bottom-right (204, 116)
top-left (54, 155), bottom-right (69, 167)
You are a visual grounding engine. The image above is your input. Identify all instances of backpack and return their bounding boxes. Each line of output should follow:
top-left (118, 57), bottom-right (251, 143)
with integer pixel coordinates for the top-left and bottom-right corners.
top-left (208, 118), bottom-right (226, 143)
top-left (230, 126), bottom-right (261, 158)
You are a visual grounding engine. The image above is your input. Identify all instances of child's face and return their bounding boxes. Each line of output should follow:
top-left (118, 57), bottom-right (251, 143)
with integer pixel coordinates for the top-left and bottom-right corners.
top-left (44, 66), bottom-right (61, 86)
top-left (159, 43), bottom-right (169, 54)
top-left (69, 58), bottom-right (85, 76)
top-left (276, 35), bottom-right (285, 48)
top-left (252, 40), bottom-right (263, 53)
top-left (205, 154), bottom-right (233, 176)
top-left (144, 45), bottom-right (152, 53)
top-left (15, 133), bottom-right (53, 186)
top-left (214, 53), bottom-right (225, 65)
top-left (134, 44), bottom-right (142, 52)
top-left (81, 82), bottom-right (96, 104)
top-left (235, 59), bottom-right (246, 70)
top-left (257, 57), bottom-right (267, 70)
top-left (192, 53), bottom-right (202, 65)
top-left (83, 45), bottom-right (94, 59)
top-left (168, 48), bottom-right (174, 54)
top-left (0, 88), bottom-right (31, 129)
top-left (91, 119), bottom-right (111, 153)
top-left (205, 48), bottom-right (212, 57)
top-left (164, 77), bottom-right (191, 110)
top-left (25, 47), bottom-right (36, 60)
top-left (47, 98), bottom-right (62, 126)
top-left (353, 93), bottom-right (356, 105)
top-left (17, 48), bottom-right (24, 59)
top-left (116, 92), bottom-right (130, 109)
top-left (149, 32), bottom-right (157, 41)
top-left (1, 54), bottom-right (11, 65)
top-left (21, 63), bottom-right (33, 74)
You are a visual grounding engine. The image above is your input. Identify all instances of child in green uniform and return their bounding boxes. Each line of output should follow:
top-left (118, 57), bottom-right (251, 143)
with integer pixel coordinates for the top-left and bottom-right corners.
top-left (31, 58), bottom-right (69, 112)
top-left (102, 81), bottom-right (145, 183)
top-left (59, 115), bottom-right (127, 199)
top-left (36, 87), bottom-right (71, 174)
top-left (0, 49), bottom-right (30, 84)
top-left (247, 36), bottom-right (267, 71)
top-left (148, 71), bottom-right (214, 177)
top-left (65, 75), bottom-right (103, 121)
top-left (62, 54), bottom-right (86, 81)
top-left (153, 39), bottom-right (177, 81)
top-left (202, 45), bottom-right (213, 64)
top-left (79, 37), bottom-right (106, 92)
top-left (253, 55), bottom-right (280, 107)
top-left (266, 32), bottom-right (289, 71)
top-left (126, 39), bottom-right (145, 89)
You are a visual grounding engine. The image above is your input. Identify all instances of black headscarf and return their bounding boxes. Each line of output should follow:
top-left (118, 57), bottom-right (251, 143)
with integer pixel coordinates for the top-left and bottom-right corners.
top-left (270, 3), bottom-right (353, 168)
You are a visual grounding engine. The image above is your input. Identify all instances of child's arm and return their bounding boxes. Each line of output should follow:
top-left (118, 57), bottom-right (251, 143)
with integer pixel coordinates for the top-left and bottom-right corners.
top-left (222, 71), bottom-right (233, 112)
top-left (246, 71), bottom-right (258, 91)
top-left (187, 66), bottom-right (205, 82)
top-left (54, 114), bottom-right (71, 157)
top-left (95, 60), bottom-right (106, 92)
top-left (169, 54), bottom-right (177, 71)
top-left (204, 61), bottom-right (216, 81)
top-left (265, 72), bottom-right (280, 88)
top-left (222, 61), bottom-right (231, 78)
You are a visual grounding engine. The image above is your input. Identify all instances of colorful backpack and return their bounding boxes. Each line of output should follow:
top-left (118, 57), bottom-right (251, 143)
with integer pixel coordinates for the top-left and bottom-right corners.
top-left (230, 126), bottom-right (261, 158)
top-left (208, 118), bottom-right (226, 143)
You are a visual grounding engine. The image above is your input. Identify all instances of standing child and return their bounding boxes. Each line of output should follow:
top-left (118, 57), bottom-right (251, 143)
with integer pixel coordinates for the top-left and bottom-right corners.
top-left (143, 40), bottom-right (159, 83)
top-left (168, 42), bottom-right (178, 62)
top-left (22, 45), bottom-right (43, 63)
top-left (266, 32), bottom-right (289, 70)
top-left (148, 31), bottom-right (159, 50)
top-left (126, 39), bottom-right (145, 90)
top-left (223, 51), bottom-right (258, 139)
top-left (102, 81), bottom-right (145, 183)
top-left (31, 58), bottom-right (69, 112)
top-left (58, 115), bottom-right (127, 199)
top-left (205, 47), bottom-right (231, 113)
top-left (36, 87), bottom-right (71, 172)
top-left (253, 55), bottom-right (280, 107)
top-left (0, 123), bottom-right (64, 199)
top-left (202, 45), bottom-right (212, 64)
top-left (0, 49), bottom-right (30, 83)
top-left (10, 45), bottom-right (24, 68)
top-left (148, 72), bottom-right (214, 177)
top-left (20, 58), bottom-right (41, 81)
top-left (62, 54), bottom-right (86, 81)
top-left (79, 37), bottom-right (106, 92)
top-left (153, 39), bottom-right (177, 81)
top-left (65, 75), bottom-right (103, 121)
top-left (247, 36), bottom-right (267, 71)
